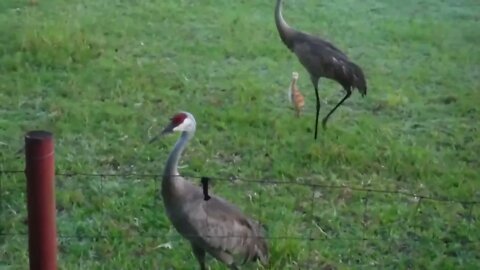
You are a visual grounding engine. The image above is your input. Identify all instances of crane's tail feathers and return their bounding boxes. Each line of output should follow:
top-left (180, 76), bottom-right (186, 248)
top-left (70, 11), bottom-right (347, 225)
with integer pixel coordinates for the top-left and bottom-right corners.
top-left (349, 61), bottom-right (367, 96)
top-left (240, 237), bottom-right (268, 266)
top-left (245, 222), bottom-right (269, 266)
top-left (254, 223), bottom-right (269, 265)
top-left (352, 63), bottom-right (367, 97)
top-left (254, 237), bottom-right (269, 265)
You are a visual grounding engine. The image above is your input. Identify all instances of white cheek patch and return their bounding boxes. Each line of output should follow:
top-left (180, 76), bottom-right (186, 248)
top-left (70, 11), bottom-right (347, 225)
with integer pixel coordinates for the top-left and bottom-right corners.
top-left (173, 118), bottom-right (192, 132)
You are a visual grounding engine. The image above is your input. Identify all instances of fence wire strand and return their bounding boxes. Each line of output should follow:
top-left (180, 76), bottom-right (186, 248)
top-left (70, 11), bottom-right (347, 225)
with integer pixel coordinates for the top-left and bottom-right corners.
top-left (1, 169), bottom-right (478, 204)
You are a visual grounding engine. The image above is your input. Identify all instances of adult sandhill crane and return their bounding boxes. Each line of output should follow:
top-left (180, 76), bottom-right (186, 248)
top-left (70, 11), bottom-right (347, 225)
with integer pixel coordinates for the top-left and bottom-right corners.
top-left (289, 71), bottom-right (305, 117)
top-left (149, 111), bottom-right (269, 270)
top-left (275, 0), bottom-right (367, 139)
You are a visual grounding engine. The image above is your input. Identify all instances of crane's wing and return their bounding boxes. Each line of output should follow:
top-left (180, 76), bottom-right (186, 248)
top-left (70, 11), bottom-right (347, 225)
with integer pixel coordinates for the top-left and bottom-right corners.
top-left (293, 35), bottom-right (366, 92)
top-left (185, 192), bottom-right (268, 265)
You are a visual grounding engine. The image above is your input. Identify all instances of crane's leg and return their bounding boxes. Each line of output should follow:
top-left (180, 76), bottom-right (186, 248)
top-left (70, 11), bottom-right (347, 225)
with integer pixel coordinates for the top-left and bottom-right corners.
top-left (311, 78), bottom-right (321, 140)
top-left (321, 88), bottom-right (352, 129)
top-left (191, 244), bottom-right (207, 270)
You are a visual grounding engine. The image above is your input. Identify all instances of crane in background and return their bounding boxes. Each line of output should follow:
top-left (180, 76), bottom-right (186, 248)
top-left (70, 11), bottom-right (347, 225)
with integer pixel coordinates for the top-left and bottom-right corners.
top-left (275, 0), bottom-right (367, 139)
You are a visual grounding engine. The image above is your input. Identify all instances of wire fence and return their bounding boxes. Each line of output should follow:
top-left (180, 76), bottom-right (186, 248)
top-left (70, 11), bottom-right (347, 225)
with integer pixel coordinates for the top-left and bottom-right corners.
top-left (1, 168), bottom-right (479, 269)
top-left (2, 169), bottom-right (479, 204)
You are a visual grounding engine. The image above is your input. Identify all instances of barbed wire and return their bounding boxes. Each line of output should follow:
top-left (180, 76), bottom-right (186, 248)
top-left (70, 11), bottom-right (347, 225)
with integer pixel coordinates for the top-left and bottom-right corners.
top-left (1, 169), bottom-right (479, 204)
top-left (1, 231), bottom-right (478, 244)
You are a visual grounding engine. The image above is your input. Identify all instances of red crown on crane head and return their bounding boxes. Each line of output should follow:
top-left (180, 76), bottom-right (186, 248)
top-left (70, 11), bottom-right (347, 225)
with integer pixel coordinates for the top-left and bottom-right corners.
top-left (171, 112), bottom-right (188, 126)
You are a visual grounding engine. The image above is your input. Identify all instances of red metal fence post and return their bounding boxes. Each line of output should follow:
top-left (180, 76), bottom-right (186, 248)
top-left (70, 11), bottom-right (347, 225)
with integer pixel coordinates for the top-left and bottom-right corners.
top-left (25, 131), bottom-right (57, 270)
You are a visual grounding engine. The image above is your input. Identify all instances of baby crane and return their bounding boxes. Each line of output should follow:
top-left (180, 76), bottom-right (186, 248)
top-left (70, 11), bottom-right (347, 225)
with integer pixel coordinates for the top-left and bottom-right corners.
top-left (150, 112), bottom-right (269, 270)
top-left (275, 0), bottom-right (367, 139)
top-left (289, 71), bottom-right (305, 117)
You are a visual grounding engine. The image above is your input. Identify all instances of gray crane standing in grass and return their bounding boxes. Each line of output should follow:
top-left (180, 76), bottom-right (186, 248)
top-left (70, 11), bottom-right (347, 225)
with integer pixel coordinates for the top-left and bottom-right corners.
top-left (149, 111), bottom-right (269, 270)
top-left (275, 0), bottom-right (367, 140)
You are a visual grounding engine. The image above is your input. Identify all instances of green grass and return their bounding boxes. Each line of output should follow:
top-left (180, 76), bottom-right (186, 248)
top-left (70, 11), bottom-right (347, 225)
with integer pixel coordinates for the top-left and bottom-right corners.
top-left (1, 0), bottom-right (479, 269)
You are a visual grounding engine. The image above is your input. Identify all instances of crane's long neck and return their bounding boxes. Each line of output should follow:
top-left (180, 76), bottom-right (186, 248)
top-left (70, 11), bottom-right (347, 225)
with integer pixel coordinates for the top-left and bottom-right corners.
top-left (164, 130), bottom-right (194, 178)
top-left (289, 77), bottom-right (298, 102)
top-left (275, 0), bottom-right (296, 50)
top-left (290, 77), bottom-right (297, 91)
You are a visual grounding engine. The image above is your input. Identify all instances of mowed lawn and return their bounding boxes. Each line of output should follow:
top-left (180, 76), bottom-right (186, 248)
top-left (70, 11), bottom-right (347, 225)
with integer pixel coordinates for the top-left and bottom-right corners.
top-left (1, 0), bottom-right (479, 269)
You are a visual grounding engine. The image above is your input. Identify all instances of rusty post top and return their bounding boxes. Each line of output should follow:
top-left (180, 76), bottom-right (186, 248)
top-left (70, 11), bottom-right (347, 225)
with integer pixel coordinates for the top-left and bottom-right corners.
top-left (25, 130), bottom-right (53, 141)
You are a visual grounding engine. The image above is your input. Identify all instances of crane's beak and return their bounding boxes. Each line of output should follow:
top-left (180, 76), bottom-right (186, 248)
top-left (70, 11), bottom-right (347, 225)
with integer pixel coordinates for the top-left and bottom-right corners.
top-left (149, 123), bottom-right (175, 144)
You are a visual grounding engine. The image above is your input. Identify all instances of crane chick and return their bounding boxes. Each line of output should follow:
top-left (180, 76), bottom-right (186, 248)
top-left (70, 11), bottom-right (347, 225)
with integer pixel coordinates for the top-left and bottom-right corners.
top-left (149, 112), bottom-right (269, 270)
top-left (288, 71), bottom-right (305, 117)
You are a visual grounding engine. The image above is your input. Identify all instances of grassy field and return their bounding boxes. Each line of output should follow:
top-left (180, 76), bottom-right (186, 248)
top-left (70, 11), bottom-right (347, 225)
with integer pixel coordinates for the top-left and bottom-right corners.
top-left (1, 0), bottom-right (479, 269)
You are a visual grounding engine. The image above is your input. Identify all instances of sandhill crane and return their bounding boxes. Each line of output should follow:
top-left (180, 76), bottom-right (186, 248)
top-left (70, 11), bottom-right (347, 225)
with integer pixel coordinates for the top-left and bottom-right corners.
top-left (289, 71), bottom-right (305, 117)
top-left (275, 0), bottom-right (367, 139)
top-left (149, 111), bottom-right (269, 270)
